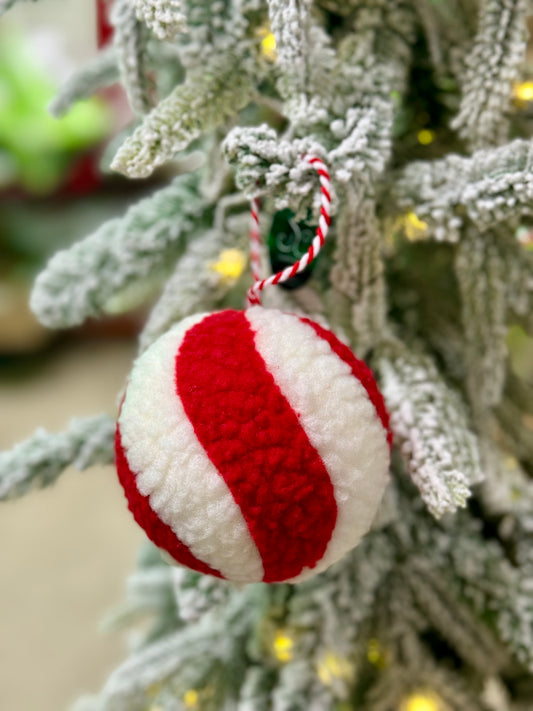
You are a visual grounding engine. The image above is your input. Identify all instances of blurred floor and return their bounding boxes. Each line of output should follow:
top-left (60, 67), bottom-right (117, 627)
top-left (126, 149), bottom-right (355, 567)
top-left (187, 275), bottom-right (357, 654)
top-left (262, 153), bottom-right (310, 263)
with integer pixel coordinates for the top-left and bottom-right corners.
top-left (0, 337), bottom-right (143, 711)
top-left (0, 3), bottom-right (153, 709)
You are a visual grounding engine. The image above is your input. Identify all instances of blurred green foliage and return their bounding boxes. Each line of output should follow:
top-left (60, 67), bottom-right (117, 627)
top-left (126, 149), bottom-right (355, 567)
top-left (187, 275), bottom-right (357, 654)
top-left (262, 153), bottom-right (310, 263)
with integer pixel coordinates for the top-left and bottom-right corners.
top-left (0, 31), bottom-right (111, 194)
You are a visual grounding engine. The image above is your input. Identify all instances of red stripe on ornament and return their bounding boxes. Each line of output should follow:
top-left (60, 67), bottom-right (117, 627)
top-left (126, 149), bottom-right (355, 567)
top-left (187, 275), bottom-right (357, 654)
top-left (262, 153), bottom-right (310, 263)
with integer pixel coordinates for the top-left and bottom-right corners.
top-left (115, 424), bottom-right (223, 578)
top-left (175, 310), bottom-right (337, 583)
top-left (300, 319), bottom-right (393, 449)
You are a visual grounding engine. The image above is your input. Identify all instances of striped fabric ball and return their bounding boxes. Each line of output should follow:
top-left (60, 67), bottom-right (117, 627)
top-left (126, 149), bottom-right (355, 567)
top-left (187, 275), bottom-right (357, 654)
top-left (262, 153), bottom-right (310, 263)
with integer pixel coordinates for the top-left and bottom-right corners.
top-left (115, 308), bottom-right (392, 584)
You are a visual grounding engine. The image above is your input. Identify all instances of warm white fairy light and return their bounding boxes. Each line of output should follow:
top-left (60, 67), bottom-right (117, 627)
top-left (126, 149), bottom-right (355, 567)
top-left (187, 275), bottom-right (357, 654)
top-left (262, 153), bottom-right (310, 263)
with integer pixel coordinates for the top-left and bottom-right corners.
top-left (316, 650), bottom-right (354, 686)
top-left (209, 248), bottom-right (247, 282)
top-left (400, 690), bottom-right (442, 711)
top-left (272, 629), bottom-right (295, 663)
top-left (183, 689), bottom-right (199, 708)
top-left (256, 23), bottom-right (277, 62)
top-left (417, 129), bottom-right (435, 145)
top-left (513, 81), bottom-right (533, 102)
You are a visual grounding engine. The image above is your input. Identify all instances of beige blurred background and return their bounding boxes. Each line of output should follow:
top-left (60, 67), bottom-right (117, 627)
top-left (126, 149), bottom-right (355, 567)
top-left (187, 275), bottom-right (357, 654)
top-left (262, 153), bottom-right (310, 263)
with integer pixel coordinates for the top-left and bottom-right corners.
top-left (0, 3), bottom-right (145, 710)
top-left (0, 339), bottom-right (142, 711)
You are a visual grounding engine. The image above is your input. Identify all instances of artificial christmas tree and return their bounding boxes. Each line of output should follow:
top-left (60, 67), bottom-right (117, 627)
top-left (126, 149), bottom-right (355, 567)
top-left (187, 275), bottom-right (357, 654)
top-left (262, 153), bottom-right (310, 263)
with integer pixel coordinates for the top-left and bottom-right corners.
top-left (1, 0), bottom-right (533, 709)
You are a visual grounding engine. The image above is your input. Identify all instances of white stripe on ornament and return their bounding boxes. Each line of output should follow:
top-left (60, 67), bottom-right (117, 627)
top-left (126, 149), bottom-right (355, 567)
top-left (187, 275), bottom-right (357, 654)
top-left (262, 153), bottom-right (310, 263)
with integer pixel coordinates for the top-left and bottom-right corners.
top-left (119, 312), bottom-right (264, 583)
top-left (245, 307), bottom-right (390, 583)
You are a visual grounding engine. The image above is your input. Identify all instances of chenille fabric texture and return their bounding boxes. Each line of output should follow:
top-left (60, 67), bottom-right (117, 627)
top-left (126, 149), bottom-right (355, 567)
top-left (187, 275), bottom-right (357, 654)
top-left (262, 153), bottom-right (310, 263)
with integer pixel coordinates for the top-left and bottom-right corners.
top-left (115, 308), bottom-right (392, 584)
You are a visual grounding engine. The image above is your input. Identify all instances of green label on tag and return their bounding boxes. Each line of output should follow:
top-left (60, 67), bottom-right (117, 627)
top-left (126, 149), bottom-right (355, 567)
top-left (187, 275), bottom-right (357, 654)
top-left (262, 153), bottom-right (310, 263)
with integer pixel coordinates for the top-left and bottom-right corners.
top-left (268, 209), bottom-right (317, 289)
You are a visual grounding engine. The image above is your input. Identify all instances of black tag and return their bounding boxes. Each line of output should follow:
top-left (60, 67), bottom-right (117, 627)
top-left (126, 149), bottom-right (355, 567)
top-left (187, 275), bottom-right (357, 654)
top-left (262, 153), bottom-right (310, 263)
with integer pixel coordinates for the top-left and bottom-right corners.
top-left (268, 209), bottom-right (317, 290)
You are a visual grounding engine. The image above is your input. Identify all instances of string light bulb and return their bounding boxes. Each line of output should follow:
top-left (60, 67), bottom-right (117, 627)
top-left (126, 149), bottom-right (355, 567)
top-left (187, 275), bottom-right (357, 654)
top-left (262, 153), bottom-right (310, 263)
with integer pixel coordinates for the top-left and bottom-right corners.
top-left (316, 650), bottom-right (354, 686)
top-left (261, 32), bottom-right (277, 61)
top-left (417, 129), bottom-right (435, 146)
top-left (396, 211), bottom-right (429, 242)
top-left (366, 638), bottom-right (387, 668)
top-left (272, 629), bottom-right (295, 663)
top-left (513, 81), bottom-right (533, 102)
top-left (183, 689), bottom-right (200, 708)
top-left (256, 23), bottom-right (277, 62)
top-left (209, 248), bottom-right (247, 283)
top-left (399, 690), bottom-right (441, 711)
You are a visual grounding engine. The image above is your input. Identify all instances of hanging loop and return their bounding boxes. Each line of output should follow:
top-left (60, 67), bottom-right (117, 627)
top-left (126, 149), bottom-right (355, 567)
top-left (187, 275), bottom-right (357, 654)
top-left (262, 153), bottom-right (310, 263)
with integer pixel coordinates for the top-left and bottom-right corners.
top-left (246, 155), bottom-right (332, 307)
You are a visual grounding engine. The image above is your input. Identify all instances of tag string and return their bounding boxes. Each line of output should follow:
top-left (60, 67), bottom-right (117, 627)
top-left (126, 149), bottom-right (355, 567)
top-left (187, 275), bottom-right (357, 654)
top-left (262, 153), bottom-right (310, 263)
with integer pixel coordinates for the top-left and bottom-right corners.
top-left (246, 155), bottom-right (332, 307)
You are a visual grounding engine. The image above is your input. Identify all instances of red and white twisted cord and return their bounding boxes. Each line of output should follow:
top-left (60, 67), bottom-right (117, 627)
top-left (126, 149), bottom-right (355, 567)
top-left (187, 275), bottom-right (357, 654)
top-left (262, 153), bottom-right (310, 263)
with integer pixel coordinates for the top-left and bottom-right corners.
top-left (246, 155), bottom-right (332, 307)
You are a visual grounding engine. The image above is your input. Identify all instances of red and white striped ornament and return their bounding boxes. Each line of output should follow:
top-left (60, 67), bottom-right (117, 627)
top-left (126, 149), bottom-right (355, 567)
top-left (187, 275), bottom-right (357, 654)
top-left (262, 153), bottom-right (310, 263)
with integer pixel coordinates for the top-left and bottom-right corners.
top-left (115, 156), bottom-right (392, 583)
top-left (116, 309), bottom-right (391, 583)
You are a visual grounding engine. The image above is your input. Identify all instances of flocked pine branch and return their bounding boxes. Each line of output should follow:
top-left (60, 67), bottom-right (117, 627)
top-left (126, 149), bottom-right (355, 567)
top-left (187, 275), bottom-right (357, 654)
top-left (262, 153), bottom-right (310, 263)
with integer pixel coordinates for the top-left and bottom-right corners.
top-left (223, 124), bottom-right (328, 209)
top-left (498, 585), bottom-right (533, 673)
top-left (451, 0), bottom-right (528, 150)
top-left (364, 635), bottom-right (489, 711)
top-left (237, 667), bottom-right (272, 711)
top-left (266, 0), bottom-right (331, 129)
top-left (325, 108), bottom-right (394, 350)
top-left (390, 139), bottom-right (533, 241)
top-left (407, 559), bottom-right (507, 674)
top-left (30, 172), bottom-right (203, 328)
top-left (172, 565), bottom-right (233, 626)
top-left (333, 2), bottom-right (414, 122)
top-left (102, 566), bottom-right (179, 641)
top-left (80, 527), bottom-right (397, 711)
top-left (266, 0), bottom-right (309, 99)
top-left (455, 227), bottom-right (508, 416)
top-left (414, 0), bottom-right (478, 50)
top-left (323, 4), bottom-right (414, 349)
top-left (313, 0), bottom-right (359, 13)
top-left (97, 584), bottom-right (269, 711)
top-left (496, 231), bottom-right (533, 332)
top-left (367, 482), bottom-right (528, 684)
top-left (139, 227), bottom-right (248, 352)
top-left (114, 478), bottom-right (521, 701)
top-left (418, 10), bottom-right (498, 128)
top-left (376, 342), bottom-right (484, 518)
top-left (114, 566), bottom-right (177, 627)
top-left (440, 511), bottom-right (533, 673)
top-left (134, 0), bottom-right (187, 40)
top-left (49, 40), bottom-right (185, 120)
top-left (104, 544), bottom-right (232, 645)
top-left (173, 0), bottom-right (255, 68)
top-left (67, 476), bottom-right (533, 709)
top-left (111, 50), bottom-right (258, 178)
top-left (49, 47), bottom-right (119, 117)
top-left (390, 484), bottom-right (530, 676)
top-left (291, 22), bottom-right (338, 129)
top-left (497, 395), bottom-right (533, 468)
top-left (287, 531), bottom-right (396, 655)
top-left (0, 415), bottom-right (114, 501)
top-left (327, 106), bottom-right (392, 187)
top-left (415, 0), bottom-right (446, 67)
top-left (271, 660), bottom-right (334, 711)
top-left (461, 470), bottom-right (533, 678)
top-left (329, 192), bottom-right (388, 354)
top-left (223, 32), bottom-right (402, 202)
top-left (111, 0), bottom-right (153, 115)
top-left (477, 440), bottom-right (533, 520)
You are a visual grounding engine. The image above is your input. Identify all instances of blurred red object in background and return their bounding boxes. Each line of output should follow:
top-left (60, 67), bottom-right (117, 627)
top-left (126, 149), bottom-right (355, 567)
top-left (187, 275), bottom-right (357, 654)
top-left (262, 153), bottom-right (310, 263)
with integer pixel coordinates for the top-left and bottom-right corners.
top-left (96, 0), bottom-right (114, 48)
